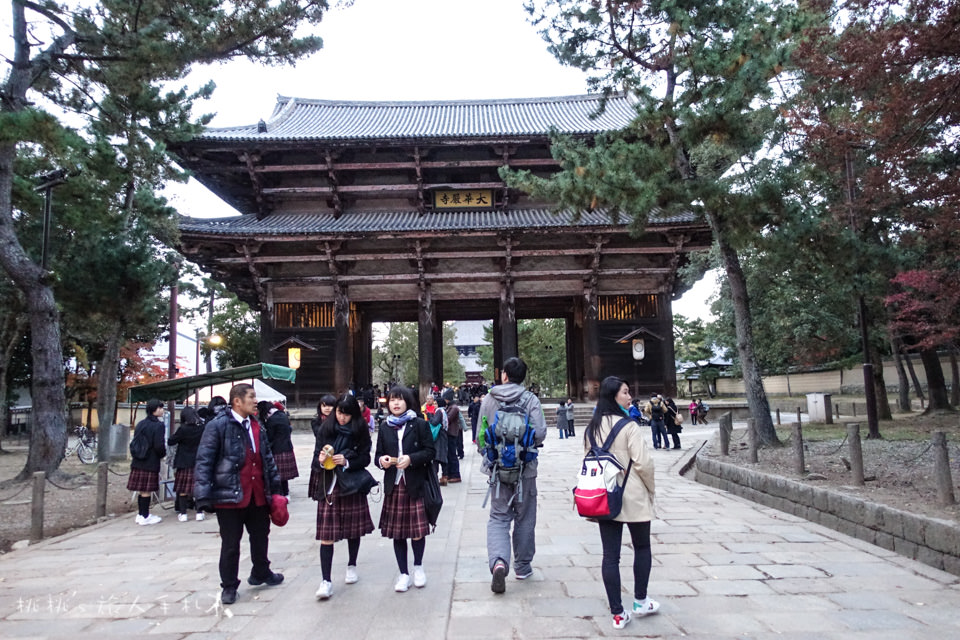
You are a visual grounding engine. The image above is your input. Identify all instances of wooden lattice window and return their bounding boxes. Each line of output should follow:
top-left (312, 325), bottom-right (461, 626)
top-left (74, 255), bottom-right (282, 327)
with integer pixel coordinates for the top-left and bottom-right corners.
top-left (274, 302), bottom-right (335, 328)
top-left (598, 295), bottom-right (659, 321)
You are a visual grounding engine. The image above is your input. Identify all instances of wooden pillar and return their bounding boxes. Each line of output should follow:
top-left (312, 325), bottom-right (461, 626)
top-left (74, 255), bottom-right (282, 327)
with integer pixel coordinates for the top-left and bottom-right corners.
top-left (354, 310), bottom-right (372, 387)
top-left (432, 315), bottom-right (444, 385)
top-left (492, 316), bottom-right (503, 382)
top-left (498, 279), bottom-right (518, 360)
top-left (418, 283), bottom-right (438, 404)
top-left (659, 293), bottom-right (678, 396)
top-left (582, 285), bottom-right (601, 401)
top-left (565, 314), bottom-right (582, 401)
top-left (333, 285), bottom-right (353, 395)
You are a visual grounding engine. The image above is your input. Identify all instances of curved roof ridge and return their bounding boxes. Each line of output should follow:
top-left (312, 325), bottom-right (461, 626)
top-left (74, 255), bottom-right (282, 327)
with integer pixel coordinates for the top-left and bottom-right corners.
top-left (272, 93), bottom-right (629, 108)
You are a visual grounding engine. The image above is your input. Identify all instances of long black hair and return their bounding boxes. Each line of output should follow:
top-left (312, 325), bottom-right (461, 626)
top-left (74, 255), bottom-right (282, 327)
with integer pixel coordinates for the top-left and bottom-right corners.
top-left (319, 393), bottom-right (370, 448)
top-left (584, 376), bottom-right (631, 448)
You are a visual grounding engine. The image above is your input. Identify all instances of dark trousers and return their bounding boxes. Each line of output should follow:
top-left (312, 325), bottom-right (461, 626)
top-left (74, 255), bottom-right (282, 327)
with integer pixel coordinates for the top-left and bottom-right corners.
top-left (598, 520), bottom-right (652, 615)
top-left (650, 421), bottom-right (668, 448)
top-left (442, 436), bottom-right (461, 479)
top-left (216, 502), bottom-right (272, 589)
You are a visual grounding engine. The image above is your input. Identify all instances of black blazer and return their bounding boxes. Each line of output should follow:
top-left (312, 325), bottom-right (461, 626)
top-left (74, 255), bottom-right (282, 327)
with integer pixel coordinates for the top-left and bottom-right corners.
top-left (131, 415), bottom-right (166, 472)
top-left (374, 417), bottom-right (435, 499)
top-left (168, 421), bottom-right (204, 469)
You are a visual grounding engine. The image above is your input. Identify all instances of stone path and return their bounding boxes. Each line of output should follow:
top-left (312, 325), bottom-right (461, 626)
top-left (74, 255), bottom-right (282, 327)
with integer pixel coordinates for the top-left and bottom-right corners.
top-left (1, 426), bottom-right (957, 638)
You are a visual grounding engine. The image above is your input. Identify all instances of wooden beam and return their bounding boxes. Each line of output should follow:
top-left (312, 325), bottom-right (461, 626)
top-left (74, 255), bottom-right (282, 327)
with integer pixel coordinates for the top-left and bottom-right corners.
top-left (325, 149), bottom-right (343, 218)
top-left (246, 157), bottom-right (561, 172)
top-left (260, 267), bottom-right (674, 285)
top-left (260, 181), bottom-right (506, 195)
top-left (201, 243), bottom-right (713, 265)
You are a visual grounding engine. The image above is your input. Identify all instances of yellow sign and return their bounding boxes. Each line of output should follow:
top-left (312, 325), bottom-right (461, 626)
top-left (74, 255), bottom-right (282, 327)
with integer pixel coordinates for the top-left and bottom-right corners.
top-left (433, 189), bottom-right (494, 209)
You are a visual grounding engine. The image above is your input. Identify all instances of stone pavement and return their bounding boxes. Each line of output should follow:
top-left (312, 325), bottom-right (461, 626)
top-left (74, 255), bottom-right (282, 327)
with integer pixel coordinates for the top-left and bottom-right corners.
top-left (1, 425), bottom-right (958, 639)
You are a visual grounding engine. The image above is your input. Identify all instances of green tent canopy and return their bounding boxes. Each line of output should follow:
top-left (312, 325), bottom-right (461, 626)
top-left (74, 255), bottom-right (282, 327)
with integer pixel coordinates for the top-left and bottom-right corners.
top-left (127, 363), bottom-right (296, 403)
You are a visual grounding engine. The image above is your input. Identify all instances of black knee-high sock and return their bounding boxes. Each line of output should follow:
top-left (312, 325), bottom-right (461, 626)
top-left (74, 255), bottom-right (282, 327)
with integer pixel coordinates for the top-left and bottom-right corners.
top-left (411, 537), bottom-right (425, 566)
top-left (347, 538), bottom-right (361, 566)
top-left (138, 495), bottom-right (150, 518)
top-left (320, 544), bottom-right (334, 582)
top-left (176, 495), bottom-right (187, 514)
top-left (280, 480), bottom-right (289, 496)
top-left (393, 539), bottom-right (408, 574)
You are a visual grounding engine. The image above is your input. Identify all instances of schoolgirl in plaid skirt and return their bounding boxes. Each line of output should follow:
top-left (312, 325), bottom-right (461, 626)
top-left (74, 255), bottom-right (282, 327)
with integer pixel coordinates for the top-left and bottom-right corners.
top-left (127, 399), bottom-right (167, 526)
top-left (375, 386), bottom-right (436, 593)
top-left (259, 401), bottom-right (299, 496)
top-left (168, 406), bottom-right (205, 522)
top-left (310, 394), bottom-right (374, 600)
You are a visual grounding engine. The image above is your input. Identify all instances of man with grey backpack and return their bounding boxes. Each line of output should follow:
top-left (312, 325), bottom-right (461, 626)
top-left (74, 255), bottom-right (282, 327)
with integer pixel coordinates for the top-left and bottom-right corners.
top-left (478, 357), bottom-right (547, 594)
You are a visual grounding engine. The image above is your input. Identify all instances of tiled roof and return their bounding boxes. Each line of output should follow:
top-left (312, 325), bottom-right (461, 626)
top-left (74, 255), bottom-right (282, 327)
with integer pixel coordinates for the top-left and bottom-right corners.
top-left (200, 94), bottom-right (638, 142)
top-left (179, 208), bottom-right (697, 237)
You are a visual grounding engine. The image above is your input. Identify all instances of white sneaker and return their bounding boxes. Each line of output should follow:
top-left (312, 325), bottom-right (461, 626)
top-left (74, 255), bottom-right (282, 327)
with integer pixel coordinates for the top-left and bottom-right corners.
top-left (633, 597), bottom-right (660, 617)
top-left (137, 514), bottom-right (161, 526)
top-left (196, 512), bottom-right (206, 521)
top-left (177, 513), bottom-right (188, 522)
top-left (394, 573), bottom-right (411, 592)
top-left (134, 515), bottom-right (146, 525)
top-left (345, 566), bottom-right (358, 584)
top-left (315, 580), bottom-right (333, 600)
top-left (412, 565), bottom-right (426, 588)
top-left (612, 611), bottom-right (632, 629)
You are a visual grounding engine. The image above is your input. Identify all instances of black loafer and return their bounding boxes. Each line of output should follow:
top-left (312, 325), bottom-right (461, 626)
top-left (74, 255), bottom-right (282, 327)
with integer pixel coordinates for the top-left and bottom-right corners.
top-left (247, 572), bottom-right (284, 587)
top-left (221, 587), bottom-right (238, 604)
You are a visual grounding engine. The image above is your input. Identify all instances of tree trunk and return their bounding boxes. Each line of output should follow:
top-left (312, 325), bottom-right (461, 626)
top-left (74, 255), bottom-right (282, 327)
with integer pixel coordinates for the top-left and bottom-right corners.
top-left (890, 336), bottom-right (911, 412)
top-left (950, 349), bottom-right (959, 408)
top-left (871, 346), bottom-right (891, 424)
top-left (919, 348), bottom-right (952, 411)
top-left (905, 351), bottom-right (925, 400)
top-left (95, 324), bottom-right (123, 461)
top-left (709, 218), bottom-right (778, 446)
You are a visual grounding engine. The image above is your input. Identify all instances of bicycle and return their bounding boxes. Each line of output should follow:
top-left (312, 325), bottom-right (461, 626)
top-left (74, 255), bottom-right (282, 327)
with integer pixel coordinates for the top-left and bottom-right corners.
top-left (64, 425), bottom-right (98, 464)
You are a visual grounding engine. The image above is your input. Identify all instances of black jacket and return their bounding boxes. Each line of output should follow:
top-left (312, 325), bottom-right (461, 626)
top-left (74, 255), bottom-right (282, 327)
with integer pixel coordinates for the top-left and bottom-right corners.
top-left (193, 411), bottom-right (280, 507)
top-left (374, 417), bottom-right (435, 499)
top-left (168, 421), bottom-right (204, 470)
top-left (264, 410), bottom-right (294, 454)
top-left (309, 418), bottom-right (372, 500)
top-left (131, 415), bottom-right (166, 472)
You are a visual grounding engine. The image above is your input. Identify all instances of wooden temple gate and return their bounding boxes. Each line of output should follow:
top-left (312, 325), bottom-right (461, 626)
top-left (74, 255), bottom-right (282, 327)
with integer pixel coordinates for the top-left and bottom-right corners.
top-left (173, 94), bottom-right (712, 406)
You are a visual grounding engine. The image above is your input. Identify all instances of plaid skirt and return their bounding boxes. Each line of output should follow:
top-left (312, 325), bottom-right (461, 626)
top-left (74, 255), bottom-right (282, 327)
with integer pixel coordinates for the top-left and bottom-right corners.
top-left (126, 467), bottom-right (159, 492)
top-left (273, 450), bottom-right (300, 481)
top-left (173, 467), bottom-right (195, 494)
top-left (315, 483), bottom-right (374, 541)
top-left (379, 478), bottom-right (430, 540)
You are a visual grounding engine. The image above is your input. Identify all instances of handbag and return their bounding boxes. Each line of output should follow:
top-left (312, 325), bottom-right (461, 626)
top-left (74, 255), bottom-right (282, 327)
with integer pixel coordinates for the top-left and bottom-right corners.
top-left (336, 467), bottom-right (379, 497)
top-left (674, 412), bottom-right (684, 426)
top-left (422, 470), bottom-right (443, 530)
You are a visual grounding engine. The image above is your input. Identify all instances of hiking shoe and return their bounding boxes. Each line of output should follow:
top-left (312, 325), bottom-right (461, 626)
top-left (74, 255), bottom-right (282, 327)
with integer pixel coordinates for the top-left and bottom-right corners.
top-left (491, 559), bottom-right (507, 594)
top-left (515, 568), bottom-right (533, 580)
top-left (177, 513), bottom-right (188, 522)
top-left (247, 572), bottom-right (284, 587)
top-left (413, 565), bottom-right (426, 588)
top-left (345, 566), bottom-right (358, 584)
top-left (612, 611), bottom-right (631, 629)
top-left (137, 514), bottom-right (161, 526)
top-left (315, 580), bottom-right (333, 600)
top-left (394, 573), bottom-right (411, 592)
top-left (633, 597), bottom-right (660, 617)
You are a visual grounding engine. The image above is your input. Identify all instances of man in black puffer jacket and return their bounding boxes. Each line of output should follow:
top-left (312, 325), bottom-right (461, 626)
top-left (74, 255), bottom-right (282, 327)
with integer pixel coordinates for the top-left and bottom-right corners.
top-left (194, 383), bottom-right (283, 605)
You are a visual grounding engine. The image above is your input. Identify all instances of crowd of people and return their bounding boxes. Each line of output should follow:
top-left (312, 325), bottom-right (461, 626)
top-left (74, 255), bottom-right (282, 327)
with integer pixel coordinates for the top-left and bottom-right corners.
top-left (129, 362), bottom-right (718, 629)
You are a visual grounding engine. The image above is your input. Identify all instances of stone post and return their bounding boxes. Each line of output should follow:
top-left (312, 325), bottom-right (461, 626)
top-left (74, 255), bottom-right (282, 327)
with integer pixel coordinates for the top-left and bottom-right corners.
top-left (747, 418), bottom-right (758, 463)
top-left (719, 412), bottom-right (732, 456)
top-left (31, 471), bottom-right (45, 541)
top-left (846, 423), bottom-right (864, 486)
top-left (932, 431), bottom-right (956, 506)
top-left (792, 422), bottom-right (805, 475)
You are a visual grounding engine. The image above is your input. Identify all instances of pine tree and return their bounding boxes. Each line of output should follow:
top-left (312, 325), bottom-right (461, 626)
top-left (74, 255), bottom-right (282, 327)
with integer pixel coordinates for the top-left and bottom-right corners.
top-left (0, 0), bottom-right (329, 478)
top-left (510, 0), bottom-right (804, 445)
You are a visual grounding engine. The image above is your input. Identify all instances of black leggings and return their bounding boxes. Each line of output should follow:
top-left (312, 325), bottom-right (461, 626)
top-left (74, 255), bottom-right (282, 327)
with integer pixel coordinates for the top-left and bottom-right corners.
top-left (598, 520), bottom-right (652, 615)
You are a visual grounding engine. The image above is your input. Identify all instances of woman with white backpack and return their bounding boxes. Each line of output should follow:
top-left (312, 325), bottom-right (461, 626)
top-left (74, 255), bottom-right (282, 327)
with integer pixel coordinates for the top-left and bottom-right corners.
top-left (583, 377), bottom-right (659, 630)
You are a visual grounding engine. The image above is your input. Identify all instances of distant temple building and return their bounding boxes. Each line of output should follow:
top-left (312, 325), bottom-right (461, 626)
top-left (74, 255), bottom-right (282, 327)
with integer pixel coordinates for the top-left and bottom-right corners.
top-left (452, 320), bottom-right (489, 383)
top-left (172, 94), bottom-right (711, 405)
